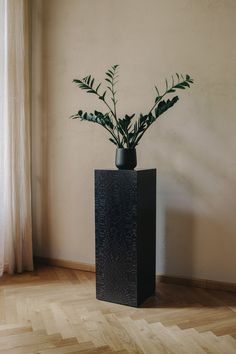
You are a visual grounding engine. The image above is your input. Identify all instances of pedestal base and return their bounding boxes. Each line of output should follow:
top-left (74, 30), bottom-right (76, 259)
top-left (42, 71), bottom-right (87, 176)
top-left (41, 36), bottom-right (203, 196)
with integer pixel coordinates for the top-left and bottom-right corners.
top-left (95, 169), bottom-right (156, 307)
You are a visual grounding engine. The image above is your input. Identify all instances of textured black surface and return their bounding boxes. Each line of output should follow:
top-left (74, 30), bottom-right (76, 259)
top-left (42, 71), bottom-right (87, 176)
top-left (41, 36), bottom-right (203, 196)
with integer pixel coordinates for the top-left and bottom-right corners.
top-left (95, 169), bottom-right (156, 307)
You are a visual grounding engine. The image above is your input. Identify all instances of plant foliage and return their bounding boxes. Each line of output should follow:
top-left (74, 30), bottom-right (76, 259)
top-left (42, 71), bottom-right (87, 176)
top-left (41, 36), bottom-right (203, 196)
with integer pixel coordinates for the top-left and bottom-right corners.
top-left (71, 66), bottom-right (194, 148)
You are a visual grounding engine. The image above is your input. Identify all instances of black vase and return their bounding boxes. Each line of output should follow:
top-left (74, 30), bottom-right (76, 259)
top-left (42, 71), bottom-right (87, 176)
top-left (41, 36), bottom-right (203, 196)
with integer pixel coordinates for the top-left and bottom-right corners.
top-left (115, 148), bottom-right (137, 170)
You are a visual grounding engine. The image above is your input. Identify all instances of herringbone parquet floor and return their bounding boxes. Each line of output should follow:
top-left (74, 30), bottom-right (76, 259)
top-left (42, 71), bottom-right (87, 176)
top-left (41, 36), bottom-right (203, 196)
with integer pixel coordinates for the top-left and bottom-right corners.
top-left (0, 266), bottom-right (236, 353)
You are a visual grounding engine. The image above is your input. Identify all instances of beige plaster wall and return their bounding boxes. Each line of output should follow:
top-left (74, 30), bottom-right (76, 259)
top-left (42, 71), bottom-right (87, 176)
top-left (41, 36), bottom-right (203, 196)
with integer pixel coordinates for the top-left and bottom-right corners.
top-left (31, 0), bottom-right (236, 282)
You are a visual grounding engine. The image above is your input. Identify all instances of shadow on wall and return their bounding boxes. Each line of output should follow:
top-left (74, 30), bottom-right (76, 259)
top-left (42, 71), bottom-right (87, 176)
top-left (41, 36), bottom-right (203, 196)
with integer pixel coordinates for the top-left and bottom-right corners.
top-left (156, 174), bottom-right (195, 278)
top-left (31, 0), bottom-right (53, 258)
top-left (165, 208), bottom-right (194, 278)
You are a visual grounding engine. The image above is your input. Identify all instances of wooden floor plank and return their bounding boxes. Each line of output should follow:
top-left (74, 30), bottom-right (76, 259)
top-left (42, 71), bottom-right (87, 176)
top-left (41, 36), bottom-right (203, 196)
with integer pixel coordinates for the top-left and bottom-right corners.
top-left (0, 266), bottom-right (236, 353)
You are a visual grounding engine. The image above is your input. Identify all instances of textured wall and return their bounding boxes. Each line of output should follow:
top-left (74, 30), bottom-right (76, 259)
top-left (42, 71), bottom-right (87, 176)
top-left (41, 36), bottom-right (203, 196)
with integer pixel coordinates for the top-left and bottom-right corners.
top-left (31, 0), bottom-right (236, 282)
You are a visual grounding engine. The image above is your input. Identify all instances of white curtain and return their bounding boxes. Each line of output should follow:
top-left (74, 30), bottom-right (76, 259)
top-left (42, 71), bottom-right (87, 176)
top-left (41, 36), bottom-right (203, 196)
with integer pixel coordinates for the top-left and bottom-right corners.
top-left (0, 0), bottom-right (33, 275)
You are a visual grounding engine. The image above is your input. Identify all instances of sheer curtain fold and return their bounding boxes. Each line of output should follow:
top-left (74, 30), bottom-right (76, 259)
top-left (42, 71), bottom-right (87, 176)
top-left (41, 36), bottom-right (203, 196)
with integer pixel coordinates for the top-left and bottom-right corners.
top-left (0, 0), bottom-right (33, 275)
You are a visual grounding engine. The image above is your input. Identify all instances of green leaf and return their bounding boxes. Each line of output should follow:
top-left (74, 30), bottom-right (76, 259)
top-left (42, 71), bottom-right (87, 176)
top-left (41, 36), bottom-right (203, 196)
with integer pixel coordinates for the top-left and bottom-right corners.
top-left (155, 96), bottom-right (179, 118)
top-left (87, 75), bottom-right (91, 85)
top-left (105, 72), bottom-right (113, 79)
top-left (109, 138), bottom-right (117, 145)
top-left (165, 78), bottom-right (168, 90)
top-left (96, 83), bottom-right (101, 92)
top-left (174, 84), bottom-right (185, 89)
top-left (105, 78), bottom-right (112, 84)
top-left (155, 86), bottom-right (160, 96)
top-left (181, 81), bottom-right (190, 87)
top-left (171, 75), bottom-right (175, 86)
top-left (155, 96), bottom-right (161, 103)
top-left (70, 114), bottom-right (79, 119)
top-left (99, 91), bottom-right (106, 100)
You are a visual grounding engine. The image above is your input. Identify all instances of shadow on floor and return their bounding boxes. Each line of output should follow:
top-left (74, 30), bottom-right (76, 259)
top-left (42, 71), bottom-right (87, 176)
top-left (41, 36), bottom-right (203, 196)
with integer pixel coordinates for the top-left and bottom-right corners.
top-left (141, 281), bottom-right (236, 308)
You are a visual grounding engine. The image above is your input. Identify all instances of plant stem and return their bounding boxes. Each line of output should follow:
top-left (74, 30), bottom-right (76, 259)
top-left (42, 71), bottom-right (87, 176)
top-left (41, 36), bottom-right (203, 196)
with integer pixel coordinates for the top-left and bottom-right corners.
top-left (102, 95), bottom-right (129, 148)
top-left (101, 98), bottom-right (121, 146)
top-left (148, 77), bottom-right (190, 115)
top-left (111, 79), bottom-right (117, 121)
top-left (148, 91), bottom-right (167, 115)
top-left (102, 124), bottom-right (121, 146)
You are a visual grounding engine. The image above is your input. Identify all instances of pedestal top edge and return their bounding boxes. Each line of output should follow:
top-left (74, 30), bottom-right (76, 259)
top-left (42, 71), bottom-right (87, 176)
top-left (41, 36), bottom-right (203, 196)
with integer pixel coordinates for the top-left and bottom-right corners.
top-left (95, 169), bottom-right (156, 172)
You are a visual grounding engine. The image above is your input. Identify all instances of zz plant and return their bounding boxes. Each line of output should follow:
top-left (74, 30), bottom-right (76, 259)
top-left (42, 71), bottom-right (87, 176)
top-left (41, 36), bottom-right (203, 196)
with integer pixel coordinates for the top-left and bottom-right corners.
top-left (71, 65), bottom-right (194, 148)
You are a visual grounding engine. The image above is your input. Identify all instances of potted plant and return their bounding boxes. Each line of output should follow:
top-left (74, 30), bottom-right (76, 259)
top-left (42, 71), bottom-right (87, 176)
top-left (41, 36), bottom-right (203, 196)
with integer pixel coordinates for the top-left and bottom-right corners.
top-left (71, 65), bottom-right (194, 169)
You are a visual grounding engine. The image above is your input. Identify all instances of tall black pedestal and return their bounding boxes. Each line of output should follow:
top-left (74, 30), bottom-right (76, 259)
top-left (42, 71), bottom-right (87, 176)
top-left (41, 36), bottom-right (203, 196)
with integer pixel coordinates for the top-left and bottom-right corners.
top-left (95, 169), bottom-right (156, 307)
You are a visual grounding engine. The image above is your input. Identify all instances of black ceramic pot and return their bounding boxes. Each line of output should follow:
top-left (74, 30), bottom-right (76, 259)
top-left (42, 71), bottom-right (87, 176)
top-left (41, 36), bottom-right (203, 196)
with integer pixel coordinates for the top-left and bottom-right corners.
top-left (115, 148), bottom-right (137, 170)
